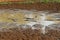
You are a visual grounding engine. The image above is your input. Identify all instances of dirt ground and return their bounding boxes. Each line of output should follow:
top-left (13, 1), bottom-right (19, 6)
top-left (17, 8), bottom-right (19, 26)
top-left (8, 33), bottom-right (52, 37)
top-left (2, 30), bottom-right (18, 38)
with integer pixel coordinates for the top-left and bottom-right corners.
top-left (0, 27), bottom-right (60, 40)
top-left (0, 3), bottom-right (60, 11)
top-left (0, 0), bottom-right (25, 2)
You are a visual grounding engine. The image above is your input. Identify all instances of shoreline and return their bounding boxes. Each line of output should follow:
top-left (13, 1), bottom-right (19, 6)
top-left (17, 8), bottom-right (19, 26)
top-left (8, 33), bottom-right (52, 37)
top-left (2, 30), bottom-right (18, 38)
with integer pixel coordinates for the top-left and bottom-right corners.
top-left (0, 3), bottom-right (59, 11)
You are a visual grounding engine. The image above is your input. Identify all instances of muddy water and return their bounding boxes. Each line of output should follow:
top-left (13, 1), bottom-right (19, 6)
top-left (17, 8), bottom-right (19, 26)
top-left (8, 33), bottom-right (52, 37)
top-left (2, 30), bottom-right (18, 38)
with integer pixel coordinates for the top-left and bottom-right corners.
top-left (0, 9), bottom-right (59, 40)
top-left (0, 3), bottom-right (60, 40)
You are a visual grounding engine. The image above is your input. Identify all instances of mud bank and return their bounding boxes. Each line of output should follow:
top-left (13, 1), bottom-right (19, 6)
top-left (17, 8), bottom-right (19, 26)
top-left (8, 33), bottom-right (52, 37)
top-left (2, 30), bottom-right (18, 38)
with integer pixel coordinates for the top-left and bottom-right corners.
top-left (0, 26), bottom-right (60, 40)
top-left (0, 3), bottom-right (60, 11)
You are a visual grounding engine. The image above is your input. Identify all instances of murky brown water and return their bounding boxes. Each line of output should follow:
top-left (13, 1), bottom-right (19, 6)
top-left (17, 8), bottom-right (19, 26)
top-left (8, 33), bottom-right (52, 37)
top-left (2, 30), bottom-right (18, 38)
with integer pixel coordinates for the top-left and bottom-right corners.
top-left (0, 3), bottom-right (60, 40)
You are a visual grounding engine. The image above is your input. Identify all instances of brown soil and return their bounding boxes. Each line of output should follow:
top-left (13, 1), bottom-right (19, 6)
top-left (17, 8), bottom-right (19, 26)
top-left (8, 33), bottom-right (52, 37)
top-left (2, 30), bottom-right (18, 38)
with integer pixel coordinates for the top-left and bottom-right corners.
top-left (0, 27), bottom-right (60, 40)
top-left (0, 3), bottom-right (60, 11)
top-left (0, 0), bottom-right (25, 2)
